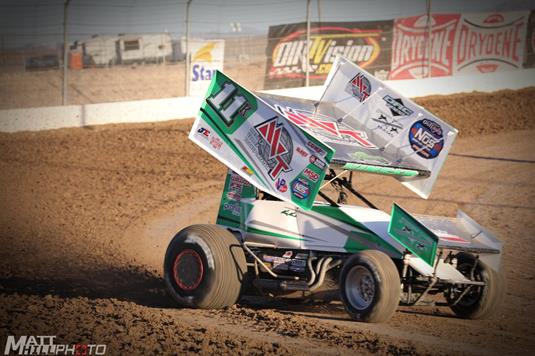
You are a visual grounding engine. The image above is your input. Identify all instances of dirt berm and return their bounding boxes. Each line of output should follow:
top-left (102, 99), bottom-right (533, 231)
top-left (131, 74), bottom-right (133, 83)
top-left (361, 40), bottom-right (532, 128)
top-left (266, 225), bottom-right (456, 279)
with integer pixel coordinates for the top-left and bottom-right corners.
top-left (1, 88), bottom-right (534, 355)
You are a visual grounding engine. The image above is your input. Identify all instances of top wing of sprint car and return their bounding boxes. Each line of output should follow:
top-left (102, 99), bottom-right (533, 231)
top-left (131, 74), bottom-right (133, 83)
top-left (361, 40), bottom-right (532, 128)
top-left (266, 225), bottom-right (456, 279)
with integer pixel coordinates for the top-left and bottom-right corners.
top-left (188, 55), bottom-right (502, 271)
top-left (189, 55), bottom-right (457, 209)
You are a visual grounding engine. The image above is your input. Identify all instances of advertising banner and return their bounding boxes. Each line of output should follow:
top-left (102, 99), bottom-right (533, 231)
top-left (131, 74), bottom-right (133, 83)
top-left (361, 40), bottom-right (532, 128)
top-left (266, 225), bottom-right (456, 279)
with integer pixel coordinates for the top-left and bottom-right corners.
top-left (188, 39), bottom-right (225, 96)
top-left (523, 10), bottom-right (535, 68)
top-left (390, 14), bottom-right (460, 80)
top-left (454, 11), bottom-right (529, 74)
top-left (264, 21), bottom-right (393, 89)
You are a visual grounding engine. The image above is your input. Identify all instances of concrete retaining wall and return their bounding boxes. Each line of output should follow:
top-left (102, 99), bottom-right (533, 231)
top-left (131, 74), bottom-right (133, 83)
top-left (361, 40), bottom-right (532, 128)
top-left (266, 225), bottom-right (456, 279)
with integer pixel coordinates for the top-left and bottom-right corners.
top-left (1, 69), bottom-right (534, 133)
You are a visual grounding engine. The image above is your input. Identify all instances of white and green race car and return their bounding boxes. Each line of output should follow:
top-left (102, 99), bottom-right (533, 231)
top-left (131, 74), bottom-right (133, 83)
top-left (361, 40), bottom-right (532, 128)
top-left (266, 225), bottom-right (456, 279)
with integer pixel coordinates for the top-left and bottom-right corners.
top-left (164, 57), bottom-right (504, 323)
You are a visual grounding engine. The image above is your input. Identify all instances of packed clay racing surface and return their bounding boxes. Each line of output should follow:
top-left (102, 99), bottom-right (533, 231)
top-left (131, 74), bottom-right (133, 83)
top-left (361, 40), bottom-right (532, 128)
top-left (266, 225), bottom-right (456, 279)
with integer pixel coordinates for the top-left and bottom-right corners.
top-left (1, 88), bottom-right (535, 355)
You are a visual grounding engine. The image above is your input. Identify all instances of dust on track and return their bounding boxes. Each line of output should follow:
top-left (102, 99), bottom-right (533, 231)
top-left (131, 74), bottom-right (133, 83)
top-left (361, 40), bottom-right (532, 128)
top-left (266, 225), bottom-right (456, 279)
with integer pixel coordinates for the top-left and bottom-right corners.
top-left (1, 89), bottom-right (535, 355)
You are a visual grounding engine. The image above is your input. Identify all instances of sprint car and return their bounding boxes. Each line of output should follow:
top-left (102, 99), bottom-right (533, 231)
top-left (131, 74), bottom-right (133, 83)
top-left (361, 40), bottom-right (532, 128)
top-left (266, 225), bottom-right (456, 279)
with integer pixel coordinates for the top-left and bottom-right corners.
top-left (163, 57), bottom-right (504, 322)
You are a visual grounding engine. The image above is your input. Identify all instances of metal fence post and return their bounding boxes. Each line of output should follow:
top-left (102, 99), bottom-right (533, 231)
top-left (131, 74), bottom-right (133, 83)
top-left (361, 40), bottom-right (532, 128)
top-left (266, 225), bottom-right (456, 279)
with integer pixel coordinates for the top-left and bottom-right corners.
top-left (185, 0), bottom-right (192, 96)
top-left (305, 0), bottom-right (311, 87)
top-left (426, 0), bottom-right (432, 78)
top-left (62, 0), bottom-right (71, 106)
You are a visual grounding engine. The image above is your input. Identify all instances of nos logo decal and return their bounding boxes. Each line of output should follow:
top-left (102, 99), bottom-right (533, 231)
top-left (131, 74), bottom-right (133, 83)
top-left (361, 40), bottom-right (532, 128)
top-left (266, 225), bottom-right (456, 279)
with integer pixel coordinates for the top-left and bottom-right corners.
top-left (408, 119), bottom-right (444, 159)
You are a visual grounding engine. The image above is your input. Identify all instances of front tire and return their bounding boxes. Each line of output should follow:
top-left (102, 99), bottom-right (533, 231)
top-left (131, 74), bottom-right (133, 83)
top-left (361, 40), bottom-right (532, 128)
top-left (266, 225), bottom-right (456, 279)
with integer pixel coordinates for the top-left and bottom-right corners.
top-left (164, 224), bottom-right (247, 309)
top-left (447, 253), bottom-right (504, 319)
top-left (340, 250), bottom-right (401, 323)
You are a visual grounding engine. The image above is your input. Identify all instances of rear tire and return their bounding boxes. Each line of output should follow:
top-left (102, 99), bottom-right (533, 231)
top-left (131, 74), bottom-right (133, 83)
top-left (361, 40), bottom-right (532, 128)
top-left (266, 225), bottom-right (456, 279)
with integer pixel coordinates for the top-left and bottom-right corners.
top-left (447, 253), bottom-right (504, 319)
top-left (340, 250), bottom-right (400, 323)
top-left (164, 224), bottom-right (248, 309)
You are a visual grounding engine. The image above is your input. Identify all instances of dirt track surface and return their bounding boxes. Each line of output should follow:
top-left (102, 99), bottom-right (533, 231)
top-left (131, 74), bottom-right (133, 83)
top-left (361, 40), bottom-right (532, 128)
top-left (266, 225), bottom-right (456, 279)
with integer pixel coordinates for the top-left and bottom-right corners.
top-left (1, 89), bottom-right (535, 355)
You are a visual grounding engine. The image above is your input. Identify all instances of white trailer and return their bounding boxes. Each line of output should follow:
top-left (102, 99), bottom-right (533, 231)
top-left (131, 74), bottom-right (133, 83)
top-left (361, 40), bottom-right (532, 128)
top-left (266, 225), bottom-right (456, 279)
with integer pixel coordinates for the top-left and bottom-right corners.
top-left (117, 33), bottom-right (172, 64)
top-left (81, 35), bottom-right (118, 66)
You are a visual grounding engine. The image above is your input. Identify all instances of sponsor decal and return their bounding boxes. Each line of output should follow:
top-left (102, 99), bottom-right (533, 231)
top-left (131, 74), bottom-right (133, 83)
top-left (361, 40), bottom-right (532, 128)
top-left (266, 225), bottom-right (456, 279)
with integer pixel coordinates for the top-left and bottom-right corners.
top-left (383, 95), bottom-right (414, 116)
top-left (209, 136), bottom-right (223, 150)
top-left (224, 173), bottom-right (250, 216)
top-left (302, 168), bottom-right (319, 182)
top-left (296, 146), bottom-right (309, 158)
top-left (371, 114), bottom-right (403, 137)
top-left (281, 209), bottom-right (296, 217)
top-left (282, 250), bottom-right (293, 258)
top-left (245, 117), bottom-right (294, 180)
top-left (291, 178), bottom-right (310, 199)
top-left (226, 191), bottom-right (241, 201)
top-left (241, 165), bottom-right (253, 176)
top-left (279, 106), bottom-right (376, 148)
top-left (408, 119), bottom-right (444, 159)
top-left (309, 155), bottom-right (326, 170)
top-left (455, 12), bottom-right (528, 73)
top-left (264, 21), bottom-right (393, 89)
top-left (390, 14), bottom-right (460, 79)
top-left (275, 178), bottom-right (288, 193)
top-left (346, 72), bottom-right (371, 102)
top-left (197, 127), bottom-right (210, 138)
top-left (306, 141), bottom-right (326, 157)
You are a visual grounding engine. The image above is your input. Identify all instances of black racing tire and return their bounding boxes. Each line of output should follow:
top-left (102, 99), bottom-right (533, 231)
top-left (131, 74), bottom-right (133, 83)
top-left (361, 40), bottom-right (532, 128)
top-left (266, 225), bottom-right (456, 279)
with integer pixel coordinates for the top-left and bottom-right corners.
top-left (164, 224), bottom-right (248, 309)
top-left (339, 250), bottom-right (401, 323)
top-left (448, 252), bottom-right (505, 319)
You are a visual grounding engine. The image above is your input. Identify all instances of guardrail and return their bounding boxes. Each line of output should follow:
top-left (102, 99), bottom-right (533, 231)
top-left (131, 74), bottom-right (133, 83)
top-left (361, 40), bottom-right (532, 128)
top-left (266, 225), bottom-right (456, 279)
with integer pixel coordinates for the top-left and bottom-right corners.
top-left (1, 68), bottom-right (534, 133)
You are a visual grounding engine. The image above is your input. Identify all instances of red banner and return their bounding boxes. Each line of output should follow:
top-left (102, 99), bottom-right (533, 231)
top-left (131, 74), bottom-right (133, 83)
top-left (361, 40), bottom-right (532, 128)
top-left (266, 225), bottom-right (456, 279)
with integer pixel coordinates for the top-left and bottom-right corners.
top-left (454, 12), bottom-right (529, 74)
top-left (390, 14), bottom-right (460, 80)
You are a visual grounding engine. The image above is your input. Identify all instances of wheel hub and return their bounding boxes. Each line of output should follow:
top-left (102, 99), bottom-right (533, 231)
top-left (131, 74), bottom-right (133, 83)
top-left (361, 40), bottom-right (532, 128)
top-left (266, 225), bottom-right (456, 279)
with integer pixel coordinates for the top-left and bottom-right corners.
top-left (173, 249), bottom-right (204, 291)
top-left (345, 265), bottom-right (376, 310)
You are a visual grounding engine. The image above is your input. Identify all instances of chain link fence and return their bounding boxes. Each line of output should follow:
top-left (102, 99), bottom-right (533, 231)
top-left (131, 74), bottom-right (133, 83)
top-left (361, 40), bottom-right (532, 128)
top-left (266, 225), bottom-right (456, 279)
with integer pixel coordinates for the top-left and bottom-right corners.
top-left (1, 0), bottom-right (532, 109)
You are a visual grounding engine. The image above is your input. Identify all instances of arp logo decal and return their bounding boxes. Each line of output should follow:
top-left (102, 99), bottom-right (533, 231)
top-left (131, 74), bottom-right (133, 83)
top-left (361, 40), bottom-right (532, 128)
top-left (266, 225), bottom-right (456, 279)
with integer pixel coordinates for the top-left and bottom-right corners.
top-left (408, 119), bottom-right (444, 159)
top-left (275, 178), bottom-right (288, 193)
top-left (291, 178), bottom-right (310, 199)
top-left (347, 73), bottom-right (371, 102)
top-left (383, 95), bottom-right (414, 116)
top-left (254, 117), bottom-right (293, 180)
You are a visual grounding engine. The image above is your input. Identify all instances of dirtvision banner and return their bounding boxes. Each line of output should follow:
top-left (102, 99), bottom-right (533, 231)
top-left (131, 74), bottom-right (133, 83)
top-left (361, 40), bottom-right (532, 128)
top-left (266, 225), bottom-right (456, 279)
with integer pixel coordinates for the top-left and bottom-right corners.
top-left (189, 71), bottom-right (334, 210)
top-left (188, 39), bottom-right (225, 96)
top-left (525, 10), bottom-right (535, 68)
top-left (265, 21), bottom-right (393, 89)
